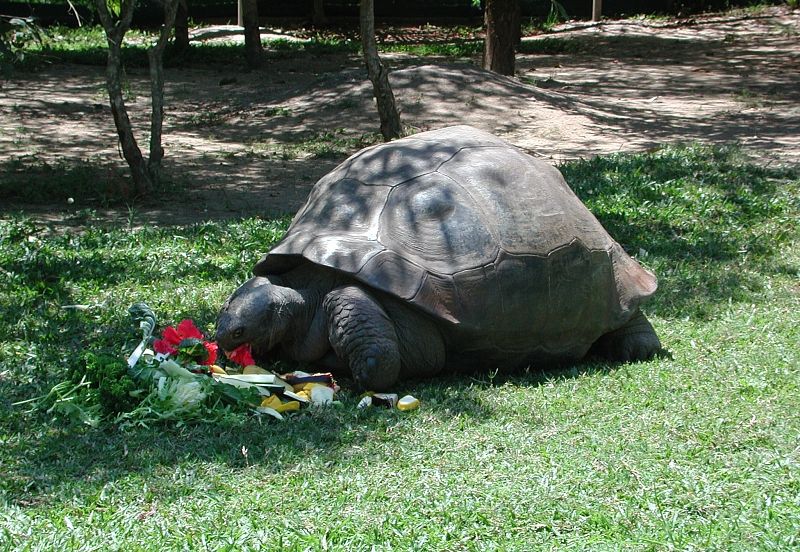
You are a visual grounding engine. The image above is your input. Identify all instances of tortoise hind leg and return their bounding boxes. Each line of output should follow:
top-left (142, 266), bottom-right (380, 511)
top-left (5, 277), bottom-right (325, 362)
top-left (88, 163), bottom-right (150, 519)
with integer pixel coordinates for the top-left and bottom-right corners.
top-left (590, 311), bottom-right (661, 363)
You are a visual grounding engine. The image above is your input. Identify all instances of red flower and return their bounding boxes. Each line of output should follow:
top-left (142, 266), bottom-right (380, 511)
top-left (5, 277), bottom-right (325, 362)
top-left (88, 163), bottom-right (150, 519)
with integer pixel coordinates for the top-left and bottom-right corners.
top-left (203, 341), bottom-right (218, 366)
top-left (153, 319), bottom-right (218, 366)
top-left (228, 343), bottom-right (255, 367)
top-left (153, 334), bottom-right (178, 356)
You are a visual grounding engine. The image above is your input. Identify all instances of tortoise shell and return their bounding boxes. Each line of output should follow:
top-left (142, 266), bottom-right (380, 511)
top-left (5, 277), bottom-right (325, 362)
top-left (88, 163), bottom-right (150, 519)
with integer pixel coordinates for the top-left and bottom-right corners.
top-left (254, 125), bottom-right (656, 359)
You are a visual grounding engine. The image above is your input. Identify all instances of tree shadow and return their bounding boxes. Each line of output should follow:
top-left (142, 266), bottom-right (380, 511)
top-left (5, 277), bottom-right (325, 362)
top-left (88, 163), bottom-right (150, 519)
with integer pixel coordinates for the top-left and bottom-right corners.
top-left (513, 30), bottom-right (800, 156)
top-left (0, 354), bottom-right (628, 508)
top-left (4, 12), bottom-right (797, 223)
top-left (7, 134), bottom-right (796, 506)
top-left (2, 13), bottom-right (799, 509)
top-left (559, 144), bottom-right (798, 319)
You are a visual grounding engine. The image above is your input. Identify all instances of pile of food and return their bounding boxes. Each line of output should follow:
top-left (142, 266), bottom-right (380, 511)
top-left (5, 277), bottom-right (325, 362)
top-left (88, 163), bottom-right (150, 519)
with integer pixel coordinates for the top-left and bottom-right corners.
top-left (123, 303), bottom-right (344, 422)
top-left (17, 303), bottom-right (417, 426)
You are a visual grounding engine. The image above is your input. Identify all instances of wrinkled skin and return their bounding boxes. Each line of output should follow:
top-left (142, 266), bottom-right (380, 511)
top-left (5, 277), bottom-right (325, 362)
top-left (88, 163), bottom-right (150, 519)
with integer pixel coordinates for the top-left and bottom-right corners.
top-left (215, 266), bottom-right (659, 391)
top-left (215, 276), bottom-right (293, 360)
top-left (215, 266), bottom-right (447, 390)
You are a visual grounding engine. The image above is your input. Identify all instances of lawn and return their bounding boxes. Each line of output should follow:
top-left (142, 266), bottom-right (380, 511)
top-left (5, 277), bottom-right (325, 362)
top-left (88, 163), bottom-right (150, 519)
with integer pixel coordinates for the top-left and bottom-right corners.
top-left (1, 144), bottom-right (798, 550)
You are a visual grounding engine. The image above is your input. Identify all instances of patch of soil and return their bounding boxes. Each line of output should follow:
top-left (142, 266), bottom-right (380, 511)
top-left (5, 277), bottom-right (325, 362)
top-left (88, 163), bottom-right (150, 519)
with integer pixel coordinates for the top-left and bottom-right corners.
top-left (0, 6), bottom-right (797, 229)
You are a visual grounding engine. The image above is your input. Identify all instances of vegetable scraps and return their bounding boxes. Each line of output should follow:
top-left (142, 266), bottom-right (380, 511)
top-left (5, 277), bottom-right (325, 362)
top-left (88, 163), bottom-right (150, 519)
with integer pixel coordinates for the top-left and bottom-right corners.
top-left (19, 303), bottom-right (423, 427)
top-left (119, 305), bottom-right (263, 424)
top-left (153, 319), bottom-right (218, 367)
top-left (14, 304), bottom-right (263, 427)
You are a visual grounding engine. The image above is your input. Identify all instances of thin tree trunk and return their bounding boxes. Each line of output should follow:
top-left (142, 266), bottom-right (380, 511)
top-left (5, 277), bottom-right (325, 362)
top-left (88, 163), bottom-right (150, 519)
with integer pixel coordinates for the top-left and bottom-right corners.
top-left (96, 0), bottom-right (153, 195)
top-left (483, 0), bottom-right (519, 76)
top-left (592, 0), bottom-right (602, 21)
top-left (242, 0), bottom-right (263, 68)
top-left (148, 0), bottom-right (181, 183)
top-left (173, 0), bottom-right (190, 54)
top-left (312, 0), bottom-right (327, 26)
top-left (96, 0), bottom-right (179, 195)
top-left (359, 0), bottom-right (401, 141)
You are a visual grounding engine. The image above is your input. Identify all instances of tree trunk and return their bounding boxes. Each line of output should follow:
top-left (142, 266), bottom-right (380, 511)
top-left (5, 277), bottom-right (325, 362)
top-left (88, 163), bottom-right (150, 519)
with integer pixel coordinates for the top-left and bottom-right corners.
top-left (96, 0), bottom-right (179, 196)
top-left (483, 0), bottom-right (519, 76)
top-left (359, 0), bottom-right (401, 141)
top-left (147, 0), bottom-right (181, 183)
top-left (173, 0), bottom-right (190, 54)
top-left (592, 0), bottom-right (602, 21)
top-left (96, 0), bottom-right (153, 195)
top-left (242, 0), bottom-right (263, 68)
top-left (312, 0), bottom-right (327, 26)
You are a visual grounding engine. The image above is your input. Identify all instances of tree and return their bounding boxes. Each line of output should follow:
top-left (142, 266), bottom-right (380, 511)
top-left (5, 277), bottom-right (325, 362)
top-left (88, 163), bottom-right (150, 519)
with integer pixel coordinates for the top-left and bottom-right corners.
top-left (95, 0), bottom-right (179, 195)
top-left (242, 0), bottom-right (263, 68)
top-left (312, 0), bottom-right (328, 26)
top-left (359, 0), bottom-right (401, 141)
top-left (1, 16), bottom-right (43, 77)
top-left (483, 0), bottom-right (520, 76)
top-left (173, 0), bottom-right (190, 55)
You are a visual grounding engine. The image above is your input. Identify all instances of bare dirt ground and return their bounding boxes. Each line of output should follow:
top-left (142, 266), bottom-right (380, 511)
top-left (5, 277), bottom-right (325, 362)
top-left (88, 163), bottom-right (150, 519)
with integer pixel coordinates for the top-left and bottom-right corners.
top-left (1, 6), bottom-right (798, 228)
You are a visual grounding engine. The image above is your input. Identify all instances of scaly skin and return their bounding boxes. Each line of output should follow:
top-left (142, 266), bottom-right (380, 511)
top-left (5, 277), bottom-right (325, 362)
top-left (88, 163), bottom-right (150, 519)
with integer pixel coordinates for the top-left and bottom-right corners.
top-left (215, 267), bottom-right (447, 390)
top-left (323, 285), bottom-right (401, 391)
top-left (589, 311), bottom-right (662, 362)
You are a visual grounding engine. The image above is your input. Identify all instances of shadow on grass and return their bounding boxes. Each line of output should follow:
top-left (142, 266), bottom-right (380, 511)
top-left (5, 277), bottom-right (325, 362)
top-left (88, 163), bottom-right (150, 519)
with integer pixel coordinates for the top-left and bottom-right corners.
top-left (0, 360), bottom-right (620, 506)
top-left (1, 144), bottom-right (797, 507)
top-left (0, 158), bottom-right (127, 204)
top-left (560, 144), bottom-right (799, 319)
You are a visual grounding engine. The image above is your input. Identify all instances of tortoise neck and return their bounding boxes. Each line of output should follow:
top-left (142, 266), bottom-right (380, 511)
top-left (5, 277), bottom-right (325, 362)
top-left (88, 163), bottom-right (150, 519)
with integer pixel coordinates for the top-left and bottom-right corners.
top-left (275, 270), bottom-right (340, 361)
top-left (280, 265), bottom-right (341, 335)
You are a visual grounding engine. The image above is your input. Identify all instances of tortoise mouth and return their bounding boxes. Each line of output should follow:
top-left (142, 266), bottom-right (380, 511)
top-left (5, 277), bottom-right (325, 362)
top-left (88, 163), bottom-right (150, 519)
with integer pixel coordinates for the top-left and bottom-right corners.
top-left (224, 343), bottom-right (256, 366)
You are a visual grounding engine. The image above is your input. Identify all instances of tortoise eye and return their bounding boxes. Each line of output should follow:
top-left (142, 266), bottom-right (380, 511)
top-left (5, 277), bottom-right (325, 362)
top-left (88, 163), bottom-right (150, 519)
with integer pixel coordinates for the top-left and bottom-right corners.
top-left (233, 328), bottom-right (244, 339)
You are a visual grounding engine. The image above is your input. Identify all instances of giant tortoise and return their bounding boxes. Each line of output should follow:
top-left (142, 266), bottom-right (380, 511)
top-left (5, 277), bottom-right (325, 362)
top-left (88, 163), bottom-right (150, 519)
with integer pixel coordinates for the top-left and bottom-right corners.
top-left (215, 125), bottom-right (661, 390)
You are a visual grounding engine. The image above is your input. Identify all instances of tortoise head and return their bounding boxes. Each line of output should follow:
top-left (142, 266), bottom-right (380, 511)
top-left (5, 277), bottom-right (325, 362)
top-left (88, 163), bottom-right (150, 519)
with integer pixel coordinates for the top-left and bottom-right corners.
top-left (214, 276), bottom-right (293, 359)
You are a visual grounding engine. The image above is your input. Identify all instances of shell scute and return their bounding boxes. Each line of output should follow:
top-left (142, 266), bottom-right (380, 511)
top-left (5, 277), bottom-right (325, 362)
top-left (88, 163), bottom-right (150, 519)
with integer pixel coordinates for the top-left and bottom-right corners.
top-left (379, 172), bottom-right (498, 276)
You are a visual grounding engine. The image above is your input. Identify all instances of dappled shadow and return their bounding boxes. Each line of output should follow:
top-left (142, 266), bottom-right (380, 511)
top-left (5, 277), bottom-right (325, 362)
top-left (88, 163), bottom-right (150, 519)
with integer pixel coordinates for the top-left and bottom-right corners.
top-left (0, 157), bottom-right (129, 205)
top-left (1, 355), bottom-right (628, 508)
top-left (513, 15), bottom-right (800, 161)
top-left (2, 8), bottom-right (798, 228)
top-left (2, 151), bottom-right (796, 509)
top-left (3, 8), bottom-right (799, 513)
top-left (559, 145), bottom-right (798, 319)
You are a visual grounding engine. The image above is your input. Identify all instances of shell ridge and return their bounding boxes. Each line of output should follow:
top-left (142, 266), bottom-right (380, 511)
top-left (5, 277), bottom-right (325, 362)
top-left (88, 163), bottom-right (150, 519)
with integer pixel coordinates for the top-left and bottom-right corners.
top-left (356, 252), bottom-right (427, 299)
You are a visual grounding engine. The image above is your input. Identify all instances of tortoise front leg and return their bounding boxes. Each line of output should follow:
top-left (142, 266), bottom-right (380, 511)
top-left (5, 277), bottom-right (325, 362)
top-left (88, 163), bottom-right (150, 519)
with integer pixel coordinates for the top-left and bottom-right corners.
top-left (323, 285), bottom-right (401, 391)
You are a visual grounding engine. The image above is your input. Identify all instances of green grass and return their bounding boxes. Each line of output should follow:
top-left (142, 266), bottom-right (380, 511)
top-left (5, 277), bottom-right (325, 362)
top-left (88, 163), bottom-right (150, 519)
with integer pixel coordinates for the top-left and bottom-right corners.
top-left (1, 145), bottom-right (799, 550)
top-left (19, 25), bottom-right (482, 69)
top-left (0, 157), bottom-right (126, 204)
top-left (561, 144), bottom-right (799, 319)
top-left (245, 129), bottom-right (382, 161)
top-left (382, 39), bottom-right (482, 57)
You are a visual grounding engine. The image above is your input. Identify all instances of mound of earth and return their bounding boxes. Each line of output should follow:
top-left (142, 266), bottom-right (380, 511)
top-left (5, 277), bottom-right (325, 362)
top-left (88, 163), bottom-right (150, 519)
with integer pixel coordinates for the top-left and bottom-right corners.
top-left (0, 6), bottom-right (797, 228)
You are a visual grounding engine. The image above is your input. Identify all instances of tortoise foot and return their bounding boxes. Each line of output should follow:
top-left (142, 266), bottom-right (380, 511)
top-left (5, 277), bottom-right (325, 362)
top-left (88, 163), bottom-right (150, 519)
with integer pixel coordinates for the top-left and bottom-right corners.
top-left (590, 311), bottom-right (661, 363)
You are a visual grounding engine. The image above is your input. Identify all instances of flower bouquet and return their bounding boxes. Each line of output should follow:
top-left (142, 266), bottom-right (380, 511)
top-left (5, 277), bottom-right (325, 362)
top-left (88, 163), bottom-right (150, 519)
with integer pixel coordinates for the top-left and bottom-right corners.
top-left (120, 303), bottom-right (339, 424)
top-left (16, 303), bottom-right (339, 427)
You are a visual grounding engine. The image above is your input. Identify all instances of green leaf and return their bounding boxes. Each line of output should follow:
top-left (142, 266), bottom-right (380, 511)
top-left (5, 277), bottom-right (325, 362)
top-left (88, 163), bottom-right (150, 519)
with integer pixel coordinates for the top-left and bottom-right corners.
top-left (212, 379), bottom-right (262, 407)
top-left (106, 0), bottom-right (121, 17)
top-left (13, 378), bottom-right (101, 427)
top-left (128, 302), bottom-right (157, 340)
top-left (176, 337), bottom-right (209, 364)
